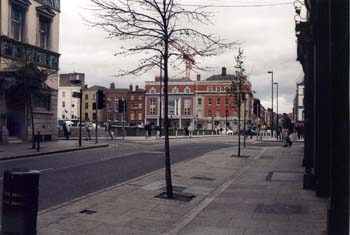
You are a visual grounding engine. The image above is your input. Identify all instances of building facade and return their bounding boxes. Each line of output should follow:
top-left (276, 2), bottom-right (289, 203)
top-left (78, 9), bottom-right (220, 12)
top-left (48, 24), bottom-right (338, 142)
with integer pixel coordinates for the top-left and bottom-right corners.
top-left (82, 85), bottom-right (105, 123)
top-left (105, 84), bottom-right (128, 122)
top-left (0, 0), bottom-right (60, 143)
top-left (127, 84), bottom-right (145, 126)
top-left (57, 73), bottom-right (84, 121)
top-left (145, 67), bottom-right (254, 130)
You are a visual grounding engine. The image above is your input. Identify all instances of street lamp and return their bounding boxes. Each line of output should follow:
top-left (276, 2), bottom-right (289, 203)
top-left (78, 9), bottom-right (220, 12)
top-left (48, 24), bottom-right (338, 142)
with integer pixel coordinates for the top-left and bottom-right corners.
top-left (274, 82), bottom-right (279, 140)
top-left (268, 71), bottom-right (274, 138)
top-left (71, 79), bottom-right (83, 147)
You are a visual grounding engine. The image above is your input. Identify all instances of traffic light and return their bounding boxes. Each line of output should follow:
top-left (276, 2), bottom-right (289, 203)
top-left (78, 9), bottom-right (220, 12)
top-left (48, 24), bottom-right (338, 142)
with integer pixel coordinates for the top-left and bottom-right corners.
top-left (97, 90), bottom-right (106, 109)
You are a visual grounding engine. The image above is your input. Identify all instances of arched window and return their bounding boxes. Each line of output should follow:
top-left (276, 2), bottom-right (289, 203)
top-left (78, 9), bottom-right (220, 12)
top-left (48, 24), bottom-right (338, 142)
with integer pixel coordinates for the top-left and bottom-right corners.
top-left (184, 87), bottom-right (190, 94)
top-left (173, 87), bottom-right (179, 94)
top-left (216, 86), bottom-right (221, 92)
top-left (150, 87), bottom-right (156, 94)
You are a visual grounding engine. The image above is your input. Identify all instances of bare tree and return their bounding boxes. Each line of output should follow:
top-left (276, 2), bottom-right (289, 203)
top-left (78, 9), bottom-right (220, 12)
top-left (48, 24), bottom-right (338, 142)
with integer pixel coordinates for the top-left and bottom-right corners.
top-left (229, 48), bottom-right (245, 157)
top-left (88, 0), bottom-right (235, 198)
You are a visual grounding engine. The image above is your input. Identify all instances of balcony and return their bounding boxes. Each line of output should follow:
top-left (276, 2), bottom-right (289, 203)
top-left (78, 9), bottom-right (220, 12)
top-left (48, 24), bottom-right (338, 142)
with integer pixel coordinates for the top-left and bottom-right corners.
top-left (36, 0), bottom-right (60, 11)
top-left (0, 36), bottom-right (60, 70)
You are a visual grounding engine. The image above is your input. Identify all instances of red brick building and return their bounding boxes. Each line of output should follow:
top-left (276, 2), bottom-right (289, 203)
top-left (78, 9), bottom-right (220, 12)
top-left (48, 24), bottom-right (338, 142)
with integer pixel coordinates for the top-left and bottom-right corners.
top-left (127, 85), bottom-right (145, 126)
top-left (145, 67), bottom-right (254, 130)
top-left (105, 83), bottom-right (128, 122)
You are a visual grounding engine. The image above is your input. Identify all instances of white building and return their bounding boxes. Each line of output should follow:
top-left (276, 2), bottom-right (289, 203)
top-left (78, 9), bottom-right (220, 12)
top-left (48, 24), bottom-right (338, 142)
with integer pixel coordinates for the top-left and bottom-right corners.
top-left (57, 73), bottom-right (85, 121)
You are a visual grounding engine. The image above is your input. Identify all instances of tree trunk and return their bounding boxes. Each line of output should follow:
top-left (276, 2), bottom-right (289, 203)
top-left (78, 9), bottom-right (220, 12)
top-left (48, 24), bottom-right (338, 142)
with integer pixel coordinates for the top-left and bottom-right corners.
top-left (163, 37), bottom-right (173, 199)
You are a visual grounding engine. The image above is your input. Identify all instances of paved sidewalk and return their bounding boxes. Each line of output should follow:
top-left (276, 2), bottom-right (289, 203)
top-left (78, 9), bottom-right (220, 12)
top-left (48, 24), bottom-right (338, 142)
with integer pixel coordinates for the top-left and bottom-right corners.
top-left (0, 140), bottom-right (109, 161)
top-left (37, 142), bottom-right (327, 235)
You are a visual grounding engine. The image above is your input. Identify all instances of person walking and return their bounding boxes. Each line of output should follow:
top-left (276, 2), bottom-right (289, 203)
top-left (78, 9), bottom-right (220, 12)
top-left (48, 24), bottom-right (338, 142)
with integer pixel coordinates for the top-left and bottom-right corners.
top-left (188, 125), bottom-right (193, 138)
top-left (85, 119), bottom-right (92, 141)
top-left (282, 113), bottom-right (292, 147)
top-left (62, 122), bottom-right (69, 140)
top-left (105, 122), bottom-right (114, 140)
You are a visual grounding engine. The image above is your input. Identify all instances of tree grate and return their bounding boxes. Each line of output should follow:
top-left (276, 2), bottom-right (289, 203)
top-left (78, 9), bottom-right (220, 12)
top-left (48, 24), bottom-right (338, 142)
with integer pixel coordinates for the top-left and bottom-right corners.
top-left (192, 176), bottom-right (215, 181)
top-left (161, 185), bottom-right (186, 192)
top-left (155, 192), bottom-right (196, 202)
top-left (80, 209), bottom-right (97, 215)
top-left (254, 203), bottom-right (305, 215)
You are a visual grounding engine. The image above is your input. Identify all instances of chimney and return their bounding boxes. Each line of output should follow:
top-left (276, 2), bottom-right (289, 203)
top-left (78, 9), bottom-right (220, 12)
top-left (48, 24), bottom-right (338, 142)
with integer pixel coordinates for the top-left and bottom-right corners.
top-left (136, 85), bottom-right (139, 90)
top-left (222, 67), bottom-right (227, 76)
top-left (84, 85), bottom-right (88, 89)
top-left (129, 84), bottom-right (133, 91)
top-left (196, 74), bottom-right (201, 81)
top-left (110, 82), bottom-right (115, 89)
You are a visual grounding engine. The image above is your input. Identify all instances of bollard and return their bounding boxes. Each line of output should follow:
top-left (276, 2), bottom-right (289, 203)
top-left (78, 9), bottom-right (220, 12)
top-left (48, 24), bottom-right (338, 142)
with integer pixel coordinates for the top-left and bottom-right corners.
top-left (1, 169), bottom-right (40, 235)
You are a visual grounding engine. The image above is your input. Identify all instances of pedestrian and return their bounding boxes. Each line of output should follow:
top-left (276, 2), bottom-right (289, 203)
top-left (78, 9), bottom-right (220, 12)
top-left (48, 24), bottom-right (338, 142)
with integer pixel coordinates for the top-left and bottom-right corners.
top-left (85, 119), bottom-right (92, 141)
top-left (62, 121), bottom-right (69, 140)
top-left (188, 125), bottom-right (193, 138)
top-left (282, 113), bottom-right (293, 147)
top-left (156, 125), bottom-right (161, 138)
top-left (220, 127), bottom-right (223, 135)
top-left (145, 122), bottom-right (150, 139)
top-left (105, 122), bottom-right (114, 140)
top-left (184, 124), bottom-right (189, 137)
top-left (148, 124), bottom-right (152, 138)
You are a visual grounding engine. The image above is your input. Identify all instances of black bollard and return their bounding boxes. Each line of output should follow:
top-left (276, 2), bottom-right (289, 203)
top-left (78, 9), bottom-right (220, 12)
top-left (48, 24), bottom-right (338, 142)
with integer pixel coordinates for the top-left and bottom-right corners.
top-left (1, 169), bottom-right (40, 235)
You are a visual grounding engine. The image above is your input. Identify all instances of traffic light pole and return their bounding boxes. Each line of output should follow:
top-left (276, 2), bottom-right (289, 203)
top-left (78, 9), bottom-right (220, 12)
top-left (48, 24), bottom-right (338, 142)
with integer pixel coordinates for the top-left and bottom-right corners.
top-left (95, 91), bottom-right (98, 144)
top-left (123, 99), bottom-right (126, 140)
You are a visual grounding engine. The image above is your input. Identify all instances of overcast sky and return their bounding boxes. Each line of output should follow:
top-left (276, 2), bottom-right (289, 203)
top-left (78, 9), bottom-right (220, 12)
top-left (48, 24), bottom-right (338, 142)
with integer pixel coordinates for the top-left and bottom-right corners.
top-left (59, 0), bottom-right (303, 114)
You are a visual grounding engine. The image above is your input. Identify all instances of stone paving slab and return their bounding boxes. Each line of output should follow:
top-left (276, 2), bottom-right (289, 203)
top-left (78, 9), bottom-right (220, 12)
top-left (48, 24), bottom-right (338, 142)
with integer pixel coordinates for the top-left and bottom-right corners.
top-left (36, 142), bottom-right (328, 235)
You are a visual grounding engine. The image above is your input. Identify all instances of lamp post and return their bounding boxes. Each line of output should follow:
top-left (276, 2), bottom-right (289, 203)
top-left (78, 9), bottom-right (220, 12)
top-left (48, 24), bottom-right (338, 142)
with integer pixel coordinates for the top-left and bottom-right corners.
top-left (274, 82), bottom-right (279, 140)
top-left (225, 88), bottom-right (228, 132)
top-left (268, 71), bottom-right (274, 138)
top-left (159, 57), bottom-right (163, 137)
top-left (71, 79), bottom-right (83, 147)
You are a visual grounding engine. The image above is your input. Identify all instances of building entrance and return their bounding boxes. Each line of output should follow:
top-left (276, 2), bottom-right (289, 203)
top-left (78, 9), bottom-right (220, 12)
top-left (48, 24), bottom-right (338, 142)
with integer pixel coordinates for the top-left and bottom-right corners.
top-left (6, 89), bottom-right (26, 138)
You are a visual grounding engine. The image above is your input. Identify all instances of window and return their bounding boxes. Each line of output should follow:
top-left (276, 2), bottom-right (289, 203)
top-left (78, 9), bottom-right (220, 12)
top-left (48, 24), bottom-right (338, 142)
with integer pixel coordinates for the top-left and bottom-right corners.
top-left (38, 17), bottom-right (50, 49)
top-left (93, 94), bottom-right (96, 100)
top-left (62, 114), bottom-right (65, 119)
top-left (85, 94), bottom-right (89, 100)
top-left (138, 112), bottom-right (142, 120)
top-left (72, 104), bottom-right (75, 108)
top-left (85, 103), bottom-right (88, 109)
top-left (198, 98), bottom-right (202, 105)
top-left (224, 86), bottom-right (230, 92)
top-left (216, 86), bottom-right (221, 92)
top-left (184, 99), bottom-right (191, 115)
top-left (130, 95), bottom-right (134, 100)
top-left (62, 101), bottom-right (65, 108)
top-left (197, 111), bottom-right (202, 118)
top-left (92, 113), bottom-right (97, 121)
top-left (85, 113), bottom-right (89, 120)
top-left (138, 95), bottom-right (142, 100)
top-left (138, 103), bottom-right (142, 109)
top-left (208, 98), bottom-right (212, 105)
top-left (150, 98), bottom-right (156, 106)
top-left (225, 97), bottom-right (229, 105)
top-left (130, 113), bottom-right (135, 120)
top-left (150, 107), bottom-right (156, 115)
top-left (216, 110), bottom-right (221, 117)
top-left (216, 98), bottom-right (221, 105)
top-left (184, 87), bottom-right (190, 94)
top-left (62, 91), bottom-right (66, 98)
top-left (92, 103), bottom-right (96, 110)
top-left (207, 86), bottom-right (213, 92)
top-left (173, 87), bottom-right (179, 94)
top-left (10, 5), bottom-right (25, 41)
top-left (150, 87), bottom-right (156, 94)
top-left (208, 110), bottom-right (212, 117)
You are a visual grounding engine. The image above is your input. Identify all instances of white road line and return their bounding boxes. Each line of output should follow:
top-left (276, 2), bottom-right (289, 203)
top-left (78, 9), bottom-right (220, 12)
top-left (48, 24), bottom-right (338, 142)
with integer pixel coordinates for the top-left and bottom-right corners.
top-left (39, 168), bottom-right (54, 173)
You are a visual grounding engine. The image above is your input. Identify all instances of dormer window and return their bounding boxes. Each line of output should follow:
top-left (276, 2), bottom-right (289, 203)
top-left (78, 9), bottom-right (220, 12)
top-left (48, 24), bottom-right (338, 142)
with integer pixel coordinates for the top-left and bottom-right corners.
top-left (150, 87), bottom-right (156, 94)
top-left (173, 87), bottom-right (179, 94)
top-left (207, 86), bottom-right (213, 92)
top-left (184, 87), bottom-right (190, 94)
top-left (216, 86), bottom-right (221, 92)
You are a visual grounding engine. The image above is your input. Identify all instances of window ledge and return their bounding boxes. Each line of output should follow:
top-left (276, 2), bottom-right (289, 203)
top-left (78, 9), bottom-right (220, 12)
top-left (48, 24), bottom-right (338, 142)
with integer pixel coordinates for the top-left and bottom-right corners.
top-left (33, 109), bottom-right (53, 115)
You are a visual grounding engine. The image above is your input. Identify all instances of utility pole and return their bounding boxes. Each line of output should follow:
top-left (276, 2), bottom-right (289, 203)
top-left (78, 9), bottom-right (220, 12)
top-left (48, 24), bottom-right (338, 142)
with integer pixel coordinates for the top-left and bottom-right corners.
top-left (95, 91), bottom-right (98, 144)
top-left (268, 71), bottom-right (274, 138)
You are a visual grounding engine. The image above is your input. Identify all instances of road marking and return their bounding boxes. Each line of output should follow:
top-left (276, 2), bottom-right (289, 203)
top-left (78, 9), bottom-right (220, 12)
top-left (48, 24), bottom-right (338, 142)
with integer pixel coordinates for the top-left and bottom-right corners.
top-left (39, 168), bottom-right (54, 173)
